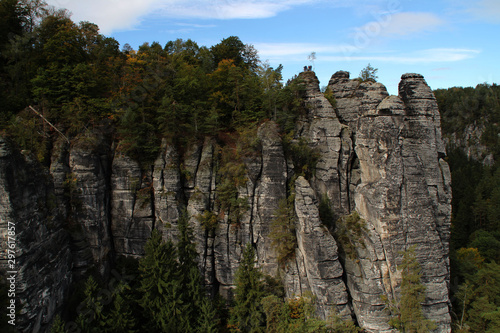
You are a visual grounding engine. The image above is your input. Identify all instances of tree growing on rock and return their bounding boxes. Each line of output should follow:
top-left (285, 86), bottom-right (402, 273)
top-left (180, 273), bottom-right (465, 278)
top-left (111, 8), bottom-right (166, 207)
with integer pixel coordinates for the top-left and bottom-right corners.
top-left (358, 63), bottom-right (378, 82)
top-left (229, 243), bottom-right (266, 332)
top-left (384, 246), bottom-right (436, 333)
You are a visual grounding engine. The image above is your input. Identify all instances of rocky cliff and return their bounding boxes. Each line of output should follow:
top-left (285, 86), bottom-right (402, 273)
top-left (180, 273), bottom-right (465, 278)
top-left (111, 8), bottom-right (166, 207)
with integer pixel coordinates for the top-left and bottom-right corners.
top-left (0, 71), bottom-right (451, 332)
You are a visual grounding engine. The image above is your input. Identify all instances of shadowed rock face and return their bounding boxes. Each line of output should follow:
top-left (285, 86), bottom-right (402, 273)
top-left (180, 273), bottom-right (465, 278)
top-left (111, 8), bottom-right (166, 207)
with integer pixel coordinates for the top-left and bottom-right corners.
top-left (0, 138), bottom-right (72, 333)
top-left (0, 71), bottom-right (451, 332)
top-left (327, 71), bottom-right (451, 332)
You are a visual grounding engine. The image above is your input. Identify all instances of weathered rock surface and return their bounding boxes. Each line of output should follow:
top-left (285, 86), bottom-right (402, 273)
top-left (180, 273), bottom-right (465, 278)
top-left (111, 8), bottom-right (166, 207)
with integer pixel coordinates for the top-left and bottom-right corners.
top-left (330, 72), bottom-right (451, 332)
top-left (67, 132), bottom-right (113, 276)
top-left (328, 70), bottom-right (389, 131)
top-left (0, 138), bottom-right (72, 333)
top-left (285, 176), bottom-right (350, 319)
top-left (0, 70), bottom-right (452, 333)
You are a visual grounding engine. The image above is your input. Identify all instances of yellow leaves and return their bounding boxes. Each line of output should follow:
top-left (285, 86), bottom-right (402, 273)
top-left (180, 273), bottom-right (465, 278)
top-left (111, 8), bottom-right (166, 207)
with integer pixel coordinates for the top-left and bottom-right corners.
top-left (457, 247), bottom-right (485, 269)
top-left (213, 59), bottom-right (237, 73)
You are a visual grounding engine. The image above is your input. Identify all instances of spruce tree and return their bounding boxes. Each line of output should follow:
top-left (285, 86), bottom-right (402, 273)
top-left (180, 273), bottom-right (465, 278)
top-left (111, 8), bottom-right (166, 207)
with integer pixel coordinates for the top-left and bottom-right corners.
top-left (139, 229), bottom-right (183, 332)
top-left (388, 246), bottom-right (436, 333)
top-left (176, 210), bottom-right (206, 332)
top-left (230, 243), bottom-right (266, 332)
top-left (197, 297), bottom-right (220, 333)
top-left (102, 292), bottom-right (137, 333)
top-left (49, 314), bottom-right (67, 333)
top-left (76, 276), bottom-right (106, 333)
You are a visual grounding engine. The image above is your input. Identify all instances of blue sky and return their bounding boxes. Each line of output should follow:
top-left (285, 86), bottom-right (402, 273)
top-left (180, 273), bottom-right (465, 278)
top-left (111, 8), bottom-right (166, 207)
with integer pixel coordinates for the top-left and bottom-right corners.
top-left (46, 0), bottom-right (500, 95)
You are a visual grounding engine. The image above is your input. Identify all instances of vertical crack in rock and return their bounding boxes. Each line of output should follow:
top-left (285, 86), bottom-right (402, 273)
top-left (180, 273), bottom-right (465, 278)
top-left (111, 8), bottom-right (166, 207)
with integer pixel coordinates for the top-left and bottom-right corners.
top-left (1, 70), bottom-right (452, 333)
top-left (291, 176), bottom-right (350, 319)
top-left (1, 138), bottom-right (72, 333)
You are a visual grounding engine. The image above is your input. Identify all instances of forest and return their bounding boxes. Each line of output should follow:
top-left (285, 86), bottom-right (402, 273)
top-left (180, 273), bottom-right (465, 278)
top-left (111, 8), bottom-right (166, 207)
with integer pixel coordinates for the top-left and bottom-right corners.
top-left (0, 0), bottom-right (499, 332)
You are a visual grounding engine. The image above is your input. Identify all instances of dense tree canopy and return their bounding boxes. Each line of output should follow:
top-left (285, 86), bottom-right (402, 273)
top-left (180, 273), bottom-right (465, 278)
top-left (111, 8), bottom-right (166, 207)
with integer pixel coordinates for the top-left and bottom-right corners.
top-left (435, 84), bottom-right (500, 332)
top-left (2, 1), bottom-right (499, 331)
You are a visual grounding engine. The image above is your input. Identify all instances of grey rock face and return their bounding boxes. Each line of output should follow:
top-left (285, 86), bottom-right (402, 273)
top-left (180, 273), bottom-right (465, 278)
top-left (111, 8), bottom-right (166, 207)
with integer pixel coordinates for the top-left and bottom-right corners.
top-left (1, 70), bottom-right (452, 333)
top-left (297, 71), bottom-right (348, 217)
top-left (344, 74), bottom-right (450, 332)
top-left (286, 176), bottom-right (350, 319)
top-left (68, 133), bottom-right (113, 276)
top-left (111, 153), bottom-right (151, 257)
top-left (0, 138), bottom-right (72, 333)
top-left (328, 70), bottom-right (389, 130)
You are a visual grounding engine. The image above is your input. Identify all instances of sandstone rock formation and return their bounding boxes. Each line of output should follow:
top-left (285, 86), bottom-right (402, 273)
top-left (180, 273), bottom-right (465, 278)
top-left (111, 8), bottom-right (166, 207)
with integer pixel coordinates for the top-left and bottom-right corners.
top-left (0, 138), bottom-right (72, 332)
top-left (0, 71), bottom-right (452, 332)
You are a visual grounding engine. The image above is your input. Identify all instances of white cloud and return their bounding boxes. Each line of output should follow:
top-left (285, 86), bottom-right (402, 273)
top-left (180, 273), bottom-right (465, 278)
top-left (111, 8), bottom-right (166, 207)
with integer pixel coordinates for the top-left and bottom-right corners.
top-left (467, 0), bottom-right (500, 24)
top-left (321, 48), bottom-right (480, 64)
top-left (353, 12), bottom-right (445, 38)
top-left (45, 0), bottom-right (325, 34)
top-left (46, 0), bottom-right (162, 34)
top-left (254, 43), bottom-right (479, 65)
top-left (255, 42), bottom-right (358, 58)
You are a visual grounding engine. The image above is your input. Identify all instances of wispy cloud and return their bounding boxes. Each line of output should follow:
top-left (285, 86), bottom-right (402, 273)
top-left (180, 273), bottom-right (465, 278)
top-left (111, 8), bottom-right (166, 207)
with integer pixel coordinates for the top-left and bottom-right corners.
top-left (321, 48), bottom-right (480, 64)
top-left (255, 42), bottom-right (358, 58)
top-left (47, 0), bottom-right (325, 33)
top-left (255, 42), bottom-right (479, 65)
top-left (432, 67), bottom-right (451, 71)
top-left (47, 0), bottom-right (162, 34)
top-left (352, 12), bottom-right (445, 38)
top-left (466, 0), bottom-right (500, 24)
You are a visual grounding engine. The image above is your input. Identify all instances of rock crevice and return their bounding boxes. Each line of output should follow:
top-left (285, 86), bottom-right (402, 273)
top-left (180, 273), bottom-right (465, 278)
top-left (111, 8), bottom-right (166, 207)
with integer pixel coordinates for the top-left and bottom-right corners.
top-left (0, 70), bottom-right (452, 333)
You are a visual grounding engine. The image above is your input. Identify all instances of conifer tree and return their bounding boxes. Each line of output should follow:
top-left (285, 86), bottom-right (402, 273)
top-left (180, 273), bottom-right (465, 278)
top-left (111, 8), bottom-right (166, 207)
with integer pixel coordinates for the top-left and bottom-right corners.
top-left (102, 292), bottom-right (137, 333)
top-left (139, 229), bottom-right (183, 332)
top-left (358, 63), bottom-right (378, 82)
top-left (387, 246), bottom-right (436, 333)
top-left (49, 314), bottom-right (67, 333)
top-left (230, 243), bottom-right (266, 333)
top-left (197, 297), bottom-right (220, 333)
top-left (75, 276), bottom-right (106, 333)
top-left (176, 210), bottom-right (207, 332)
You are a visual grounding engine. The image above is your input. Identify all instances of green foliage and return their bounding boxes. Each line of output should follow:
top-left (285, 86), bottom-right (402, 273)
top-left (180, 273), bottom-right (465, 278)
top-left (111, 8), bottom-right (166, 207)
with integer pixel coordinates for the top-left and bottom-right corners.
top-left (57, 215), bottom-right (220, 333)
top-left (216, 144), bottom-right (249, 224)
top-left (334, 211), bottom-right (368, 260)
top-left (275, 77), bottom-right (307, 133)
top-left (358, 63), bottom-right (378, 82)
top-left (454, 262), bottom-right (500, 333)
top-left (318, 193), bottom-right (335, 228)
top-left (435, 84), bottom-right (500, 159)
top-left (7, 109), bottom-right (50, 162)
top-left (100, 288), bottom-right (137, 333)
top-left (230, 243), bottom-right (266, 332)
top-left (176, 210), bottom-right (211, 332)
top-left (50, 314), bottom-right (67, 333)
top-left (436, 84), bottom-right (500, 332)
top-left (323, 86), bottom-right (337, 108)
top-left (384, 246), bottom-right (436, 333)
top-left (284, 136), bottom-right (320, 179)
top-left (197, 297), bottom-right (220, 333)
top-left (261, 293), bottom-right (361, 333)
top-left (138, 229), bottom-right (184, 332)
top-left (197, 210), bottom-right (219, 231)
top-left (75, 275), bottom-right (106, 332)
top-left (270, 198), bottom-right (297, 266)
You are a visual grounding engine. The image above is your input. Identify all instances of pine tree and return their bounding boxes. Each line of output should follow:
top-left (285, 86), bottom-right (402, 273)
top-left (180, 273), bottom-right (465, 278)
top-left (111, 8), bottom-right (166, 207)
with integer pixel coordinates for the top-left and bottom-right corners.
top-left (49, 314), bottom-right (67, 333)
top-left (139, 229), bottom-right (183, 332)
top-left (197, 297), bottom-right (220, 333)
top-left (176, 210), bottom-right (206, 332)
top-left (230, 243), bottom-right (266, 332)
top-left (75, 276), bottom-right (106, 333)
top-left (102, 292), bottom-right (137, 333)
top-left (388, 246), bottom-right (436, 333)
top-left (270, 198), bottom-right (296, 266)
top-left (358, 63), bottom-right (378, 82)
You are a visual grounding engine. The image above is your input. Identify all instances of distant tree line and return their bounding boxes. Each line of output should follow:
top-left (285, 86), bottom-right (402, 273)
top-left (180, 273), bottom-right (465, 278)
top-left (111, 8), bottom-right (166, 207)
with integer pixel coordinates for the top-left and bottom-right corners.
top-left (435, 84), bottom-right (500, 332)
